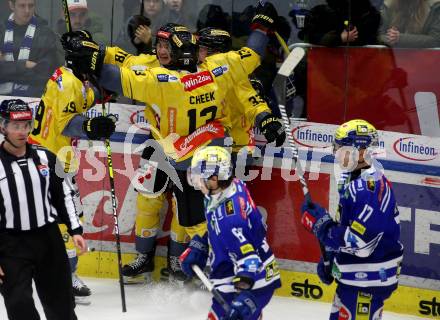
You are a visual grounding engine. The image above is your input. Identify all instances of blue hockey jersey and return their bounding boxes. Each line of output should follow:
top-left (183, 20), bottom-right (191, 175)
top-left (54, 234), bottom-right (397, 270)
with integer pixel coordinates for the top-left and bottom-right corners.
top-left (325, 162), bottom-right (404, 293)
top-left (204, 179), bottom-right (281, 294)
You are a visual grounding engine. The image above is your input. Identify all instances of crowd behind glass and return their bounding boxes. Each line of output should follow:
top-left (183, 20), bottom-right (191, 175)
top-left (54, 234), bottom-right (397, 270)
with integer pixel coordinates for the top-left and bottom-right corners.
top-left (1, 0), bottom-right (438, 105)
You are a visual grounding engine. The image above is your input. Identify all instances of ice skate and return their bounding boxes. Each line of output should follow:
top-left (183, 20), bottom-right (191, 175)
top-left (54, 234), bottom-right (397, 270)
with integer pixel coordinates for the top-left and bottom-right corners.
top-left (122, 252), bottom-right (154, 284)
top-left (72, 274), bottom-right (91, 305)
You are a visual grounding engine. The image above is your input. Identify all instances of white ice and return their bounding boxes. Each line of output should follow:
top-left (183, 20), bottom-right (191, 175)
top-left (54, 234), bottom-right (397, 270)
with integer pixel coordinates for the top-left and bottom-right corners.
top-left (0, 278), bottom-right (425, 319)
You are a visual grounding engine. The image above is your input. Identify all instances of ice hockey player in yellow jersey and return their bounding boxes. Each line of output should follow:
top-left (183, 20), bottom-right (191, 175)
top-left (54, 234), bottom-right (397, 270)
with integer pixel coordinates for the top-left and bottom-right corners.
top-left (197, 27), bottom-right (285, 169)
top-left (103, 22), bottom-right (191, 284)
top-left (29, 30), bottom-right (116, 303)
top-left (61, 1), bottom-right (281, 284)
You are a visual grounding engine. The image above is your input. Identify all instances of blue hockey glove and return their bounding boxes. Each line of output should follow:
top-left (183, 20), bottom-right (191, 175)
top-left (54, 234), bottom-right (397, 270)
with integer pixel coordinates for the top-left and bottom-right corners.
top-left (225, 291), bottom-right (258, 320)
top-left (179, 234), bottom-right (208, 278)
top-left (300, 202), bottom-right (335, 242)
top-left (317, 257), bottom-right (334, 285)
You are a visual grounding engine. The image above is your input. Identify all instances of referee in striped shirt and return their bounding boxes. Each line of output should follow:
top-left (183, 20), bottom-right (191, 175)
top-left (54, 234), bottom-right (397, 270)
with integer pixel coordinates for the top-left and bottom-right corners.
top-left (0, 99), bottom-right (86, 320)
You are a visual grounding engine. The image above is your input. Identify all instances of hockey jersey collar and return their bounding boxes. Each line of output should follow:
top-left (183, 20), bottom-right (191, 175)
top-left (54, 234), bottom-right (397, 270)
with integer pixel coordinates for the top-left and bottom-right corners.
top-left (0, 142), bottom-right (34, 161)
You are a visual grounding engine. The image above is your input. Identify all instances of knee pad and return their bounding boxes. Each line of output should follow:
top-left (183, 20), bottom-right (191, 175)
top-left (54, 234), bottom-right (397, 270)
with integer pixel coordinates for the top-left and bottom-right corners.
top-left (135, 192), bottom-right (166, 238)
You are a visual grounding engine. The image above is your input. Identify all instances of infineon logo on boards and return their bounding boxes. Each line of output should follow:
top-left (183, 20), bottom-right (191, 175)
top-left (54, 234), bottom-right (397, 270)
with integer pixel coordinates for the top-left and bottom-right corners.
top-left (292, 124), bottom-right (334, 148)
top-left (393, 137), bottom-right (438, 162)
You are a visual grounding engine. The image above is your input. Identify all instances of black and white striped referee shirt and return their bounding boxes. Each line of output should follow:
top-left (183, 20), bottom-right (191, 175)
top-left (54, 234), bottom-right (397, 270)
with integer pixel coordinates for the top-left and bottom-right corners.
top-left (0, 143), bottom-right (82, 235)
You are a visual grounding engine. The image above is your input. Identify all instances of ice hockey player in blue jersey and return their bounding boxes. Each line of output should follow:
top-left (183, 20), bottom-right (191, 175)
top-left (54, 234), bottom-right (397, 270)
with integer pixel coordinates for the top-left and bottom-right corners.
top-left (301, 119), bottom-right (404, 320)
top-left (180, 146), bottom-right (281, 320)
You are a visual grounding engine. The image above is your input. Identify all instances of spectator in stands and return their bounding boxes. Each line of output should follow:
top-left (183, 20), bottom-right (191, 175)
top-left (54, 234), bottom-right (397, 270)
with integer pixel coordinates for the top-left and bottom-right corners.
top-left (123, 0), bottom-right (139, 22)
top-left (379, 0), bottom-right (440, 48)
top-left (126, 14), bottom-right (153, 54)
top-left (196, 4), bottom-right (230, 32)
top-left (298, 0), bottom-right (381, 46)
top-left (56, 0), bottom-right (106, 44)
top-left (116, 0), bottom-right (168, 53)
top-left (142, 0), bottom-right (169, 33)
top-left (163, 0), bottom-right (195, 30)
top-left (0, 0), bottom-right (57, 97)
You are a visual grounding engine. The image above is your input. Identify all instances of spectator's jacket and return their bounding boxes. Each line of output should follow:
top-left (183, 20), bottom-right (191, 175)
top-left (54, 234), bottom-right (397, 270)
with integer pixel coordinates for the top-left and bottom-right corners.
top-left (0, 16), bottom-right (57, 97)
top-left (379, 0), bottom-right (440, 48)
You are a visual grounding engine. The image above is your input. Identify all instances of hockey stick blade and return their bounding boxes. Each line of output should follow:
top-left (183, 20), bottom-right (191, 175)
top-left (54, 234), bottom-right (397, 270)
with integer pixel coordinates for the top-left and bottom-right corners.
top-left (191, 265), bottom-right (231, 313)
top-left (278, 47), bottom-right (305, 77)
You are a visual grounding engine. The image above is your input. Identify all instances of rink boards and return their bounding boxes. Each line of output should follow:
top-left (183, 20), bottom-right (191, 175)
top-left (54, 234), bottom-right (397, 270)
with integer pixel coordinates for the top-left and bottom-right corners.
top-left (1, 97), bottom-right (438, 318)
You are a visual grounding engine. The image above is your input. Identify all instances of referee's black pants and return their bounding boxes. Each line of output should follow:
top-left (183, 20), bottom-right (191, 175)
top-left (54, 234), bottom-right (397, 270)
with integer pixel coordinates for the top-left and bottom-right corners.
top-left (0, 223), bottom-right (77, 320)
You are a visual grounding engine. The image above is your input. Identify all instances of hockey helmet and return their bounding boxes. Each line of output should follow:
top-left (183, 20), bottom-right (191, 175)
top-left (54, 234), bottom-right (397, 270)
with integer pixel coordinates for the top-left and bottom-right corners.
top-left (188, 146), bottom-right (232, 190)
top-left (0, 99), bottom-right (33, 130)
top-left (155, 23), bottom-right (198, 72)
top-left (197, 27), bottom-right (232, 54)
top-left (333, 119), bottom-right (379, 151)
top-left (61, 30), bottom-right (103, 78)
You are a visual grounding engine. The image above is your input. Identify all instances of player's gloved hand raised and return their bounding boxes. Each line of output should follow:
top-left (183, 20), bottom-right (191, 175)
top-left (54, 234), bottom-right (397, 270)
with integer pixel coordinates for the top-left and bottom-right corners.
top-left (225, 291), bottom-right (258, 320)
top-left (300, 201), bottom-right (334, 242)
top-left (251, 1), bottom-right (279, 34)
top-left (83, 115), bottom-right (116, 140)
top-left (258, 114), bottom-right (286, 147)
top-left (317, 257), bottom-right (334, 285)
top-left (179, 234), bottom-right (209, 278)
top-left (61, 30), bottom-right (104, 77)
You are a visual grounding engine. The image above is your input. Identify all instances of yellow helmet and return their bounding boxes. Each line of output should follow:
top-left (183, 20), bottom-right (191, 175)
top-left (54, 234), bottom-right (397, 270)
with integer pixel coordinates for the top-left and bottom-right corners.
top-left (334, 119), bottom-right (379, 149)
top-left (190, 146), bottom-right (232, 180)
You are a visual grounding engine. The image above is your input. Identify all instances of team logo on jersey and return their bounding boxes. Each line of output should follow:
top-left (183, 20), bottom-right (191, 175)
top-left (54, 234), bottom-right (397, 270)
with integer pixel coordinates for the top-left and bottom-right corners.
top-left (37, 164), bottom-right (49, 177)
top-left (239, 197), bottom-right (249, 219)
top-left (225, 200), bottom-right (235, 215)
top-left (181, 70), bottom-right (213, 91)
top-left (211, 65), bottom-right (228, 77)
top-left (367, 176), bottom-right (376, 192)
top-left (157, 74), bottom-right (179, 82)
top-left (50, 69), bottom-right (63, 90)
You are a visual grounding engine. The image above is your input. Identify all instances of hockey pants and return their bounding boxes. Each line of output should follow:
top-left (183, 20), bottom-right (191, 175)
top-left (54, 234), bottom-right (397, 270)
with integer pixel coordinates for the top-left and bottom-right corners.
top-left (330, 285), bottom-right (393, 320)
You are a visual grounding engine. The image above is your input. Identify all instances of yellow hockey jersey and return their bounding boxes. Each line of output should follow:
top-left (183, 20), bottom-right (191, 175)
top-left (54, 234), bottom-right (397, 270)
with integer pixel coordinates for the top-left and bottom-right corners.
top-left (105, 46), bottom-right (161, 137)
top-left (104, 46), bottom-right (160, 70)
top-left (117, 47), bottom-right (261, 164)
top-left (29, 67), bottom-right (95, 173)
top-left (203, 50), bottom-right (270, 152)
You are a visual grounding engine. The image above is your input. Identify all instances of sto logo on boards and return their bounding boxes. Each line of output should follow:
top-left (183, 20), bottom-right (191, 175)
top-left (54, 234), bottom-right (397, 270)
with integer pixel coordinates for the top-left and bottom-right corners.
top-left (291, 279), bottom-right (323, 300)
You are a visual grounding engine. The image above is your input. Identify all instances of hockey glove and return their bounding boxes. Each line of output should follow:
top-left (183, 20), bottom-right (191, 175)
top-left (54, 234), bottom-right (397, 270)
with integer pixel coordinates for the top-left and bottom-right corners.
top-left (61, 30), bottom-right (104, 77)
top-left (317, 257), bottom-right (334, 285)
top-left (179, 234), bottom-right (209, 278)
top-left (226, 291), bottom-right (259, 320)
top-left (83, 115), bottom-right (116, 140)
top-left (258, 114), bottom-right (286, 147)
top-left (251, 1), bottom-right (279, 34)
top-left (301, 202), bottom-right (335, 243)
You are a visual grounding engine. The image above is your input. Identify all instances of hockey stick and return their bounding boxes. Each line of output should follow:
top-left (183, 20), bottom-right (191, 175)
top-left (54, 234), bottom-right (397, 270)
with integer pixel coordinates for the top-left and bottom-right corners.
top-left (99, 99), bottom-right (127, 313)
top-left (191, 265), bottom-right (231, 313)
top-left (61, 0), bottom-right (127, 312)
top-left (61, 0), bottom-right (72, 33)
top-left (272, 47), bottom-right (311, 201)
top-left (273, 47), bottom-right (329, 261)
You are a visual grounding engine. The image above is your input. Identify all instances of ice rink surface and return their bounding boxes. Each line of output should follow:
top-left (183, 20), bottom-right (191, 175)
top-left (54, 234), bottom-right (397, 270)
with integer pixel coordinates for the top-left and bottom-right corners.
top-left (0, 278), bottom-right (425, 319)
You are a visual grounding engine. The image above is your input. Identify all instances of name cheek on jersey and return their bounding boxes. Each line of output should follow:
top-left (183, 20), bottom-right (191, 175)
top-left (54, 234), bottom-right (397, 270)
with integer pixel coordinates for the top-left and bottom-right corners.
top-left (189, 91), bottom-right (215, 104)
